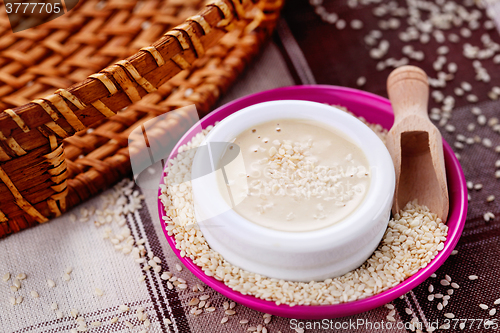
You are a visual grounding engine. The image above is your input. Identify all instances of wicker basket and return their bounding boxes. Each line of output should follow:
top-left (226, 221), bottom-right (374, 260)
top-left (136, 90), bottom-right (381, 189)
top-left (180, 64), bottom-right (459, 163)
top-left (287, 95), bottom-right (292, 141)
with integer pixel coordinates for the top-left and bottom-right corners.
top-left (0, 0), bottom-right (283, 237)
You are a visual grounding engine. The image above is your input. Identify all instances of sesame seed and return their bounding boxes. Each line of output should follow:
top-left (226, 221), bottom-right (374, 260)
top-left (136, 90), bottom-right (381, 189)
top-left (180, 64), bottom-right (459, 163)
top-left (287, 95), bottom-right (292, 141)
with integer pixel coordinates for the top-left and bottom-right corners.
top-left (466, 94), bottom-right (478, 103)
top-left (9, 297), bottom-right (15, 305)
top-left (47, 279), bottom-right (55, 288)
top-left (483, 138), bottom-right (493, 148)
top-left (225, 310), bottom-right (236, 316)
top-left (437, 303), bottom-right (443, 310)
top-left (451, 282), bottom-right (460, 288)
top-left (70, 309), bottom-right (78, 318)
top-left (221, 317), bottom-right (229, 324)
top-left (444, 313), bottom-right (455, 319)
top-left (16, 273), bottom-right (26, 280)
top-left (31, 290), bottom-right (39, 298)
top-left (2, 272), bottom-right (10, 282)
top-left (188, 298), bottom-right (199, 306)
top-left (110, 317), bottom-right (118, 324)
top-left (356, 77), bottom-right (366, 87)
top-left (55, 310), bottom-right (63, 319)
top-left (451, 250), bottom-right (458, 255)
top-left (480, 304), bottom-right (489, 310)
top-left (91, 322), bottom-right (101, 327)
top-left (175, 264), bottom-right (182, 272)
top-left (428, 294), bottom-right (435, 301)
top-left (51, 303), bottom-right (58, 310)
top-left (205, 307), bottom-right (216, 312)
top-left (124, 321), bottom-right (133, 328)
top-left (65, 267), bottom-right (73, 275)
top-left (351, 19), bottom-right (363, 30)
top-left (490, 308), bottom-right (496, 316)
top-left (240, 319), bottom-right (249, 324)
top-left (138, 275), bottom-right (146, 282)
top-left (431, 273), bottom-right (437, 278)
top-left (118, 304), bottom-right (129, 313)
top-left (63, 273), bottom-right (71, 281)
top-left (95, 288), bottom-right (103, 296)
top-left (461, 82), bottom-right (472, 91)
top-left (437, 46), bottom-right (449, 55)
top-left (484, 212), bottom-right (495, 222)
top-left (405, 308), bottom-right (412, 315)
top-left (440, 280), bottom-right (450, 286)
top-left (230, 301), bottom-right (236, 309)
top-left (445, 124), bottom-right (455, 132)
top-left (478, 115), bottom-right (487, 125)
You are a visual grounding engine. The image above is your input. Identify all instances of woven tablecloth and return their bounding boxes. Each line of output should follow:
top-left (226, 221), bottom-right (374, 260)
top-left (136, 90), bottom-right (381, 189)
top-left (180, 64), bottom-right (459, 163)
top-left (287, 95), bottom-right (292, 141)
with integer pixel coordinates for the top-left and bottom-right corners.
top-left (2, 0), bottom-right (500, 332)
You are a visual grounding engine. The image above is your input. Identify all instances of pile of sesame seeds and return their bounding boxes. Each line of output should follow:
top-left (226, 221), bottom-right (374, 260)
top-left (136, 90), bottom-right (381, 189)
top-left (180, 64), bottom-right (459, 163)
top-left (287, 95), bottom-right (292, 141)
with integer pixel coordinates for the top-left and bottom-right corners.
top-left (160, 117), bottom-right (448, 306)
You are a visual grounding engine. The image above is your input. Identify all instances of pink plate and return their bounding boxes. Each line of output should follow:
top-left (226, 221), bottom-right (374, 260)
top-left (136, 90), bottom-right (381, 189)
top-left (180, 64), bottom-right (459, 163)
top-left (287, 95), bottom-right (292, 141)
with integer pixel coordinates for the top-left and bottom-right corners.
top-left (157, 85), bottom-right (467, 319)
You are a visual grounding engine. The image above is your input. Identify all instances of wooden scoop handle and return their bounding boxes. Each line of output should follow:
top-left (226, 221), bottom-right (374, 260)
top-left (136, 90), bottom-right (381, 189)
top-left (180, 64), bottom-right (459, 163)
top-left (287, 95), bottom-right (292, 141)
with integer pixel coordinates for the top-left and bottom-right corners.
top-left (387, 66), bottom-right (429, 121)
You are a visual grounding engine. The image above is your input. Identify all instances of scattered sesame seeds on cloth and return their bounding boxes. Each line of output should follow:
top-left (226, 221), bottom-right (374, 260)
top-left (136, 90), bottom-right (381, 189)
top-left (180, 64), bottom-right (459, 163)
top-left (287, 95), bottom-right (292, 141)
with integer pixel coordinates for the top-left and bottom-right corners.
top-left (3, 0), bottom-right (500, 331)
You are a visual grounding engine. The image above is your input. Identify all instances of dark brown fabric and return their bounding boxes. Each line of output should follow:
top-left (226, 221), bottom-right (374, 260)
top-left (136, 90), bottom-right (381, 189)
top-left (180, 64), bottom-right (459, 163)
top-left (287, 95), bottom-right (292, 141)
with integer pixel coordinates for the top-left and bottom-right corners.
top-left (268, 0), bottom-right (500, 331)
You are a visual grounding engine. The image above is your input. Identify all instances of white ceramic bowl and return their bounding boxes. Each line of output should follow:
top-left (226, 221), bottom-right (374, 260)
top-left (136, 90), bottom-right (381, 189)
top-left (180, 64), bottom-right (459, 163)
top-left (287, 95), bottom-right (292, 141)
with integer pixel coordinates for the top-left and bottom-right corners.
top-left (191, 100), bottom-right (395, 282)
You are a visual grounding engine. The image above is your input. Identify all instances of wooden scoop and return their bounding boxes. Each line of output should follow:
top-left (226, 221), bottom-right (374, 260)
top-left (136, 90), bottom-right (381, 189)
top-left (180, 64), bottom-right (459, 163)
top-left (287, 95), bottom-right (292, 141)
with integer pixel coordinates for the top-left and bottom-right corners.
top-left (386, 65), bottom-right (449, 222)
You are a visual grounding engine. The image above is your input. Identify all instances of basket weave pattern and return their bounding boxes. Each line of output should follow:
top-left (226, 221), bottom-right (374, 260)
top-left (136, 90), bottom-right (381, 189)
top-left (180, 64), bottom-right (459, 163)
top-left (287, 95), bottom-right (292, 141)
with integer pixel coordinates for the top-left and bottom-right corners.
top-left (0, 0), bottom-right (283, 237)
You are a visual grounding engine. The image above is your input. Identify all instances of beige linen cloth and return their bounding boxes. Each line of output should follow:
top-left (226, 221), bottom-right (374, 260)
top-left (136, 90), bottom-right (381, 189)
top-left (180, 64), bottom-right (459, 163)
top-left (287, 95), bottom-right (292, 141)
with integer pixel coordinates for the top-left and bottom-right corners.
top-left (0, 43), bottom-right (404, 333)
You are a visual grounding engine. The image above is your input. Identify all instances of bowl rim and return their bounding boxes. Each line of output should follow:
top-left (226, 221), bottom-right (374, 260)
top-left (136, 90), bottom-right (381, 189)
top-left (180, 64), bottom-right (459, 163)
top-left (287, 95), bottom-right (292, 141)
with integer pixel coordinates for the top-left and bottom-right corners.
top-left (157, 85), bottom-right (468, 319)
